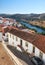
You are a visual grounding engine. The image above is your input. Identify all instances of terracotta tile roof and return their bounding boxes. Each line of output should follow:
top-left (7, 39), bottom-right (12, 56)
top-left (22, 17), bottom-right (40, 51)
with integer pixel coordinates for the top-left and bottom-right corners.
top-left (3, 26), bottom-right (45, 53)
top-left (2, 27), bottom-right (9, 33)
top-left (33, 35), bottom-right (45, 53)
top-left (9, 28), bottom-right (36, 43)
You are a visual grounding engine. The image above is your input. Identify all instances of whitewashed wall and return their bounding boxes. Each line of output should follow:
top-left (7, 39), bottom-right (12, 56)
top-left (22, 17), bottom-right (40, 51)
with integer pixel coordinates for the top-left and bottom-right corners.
top-left (8, 33), bottom-right (14, 46)
top-left (13, 35), bottom-right (17, 46)
top-left (35, 47), bottom-right (40, 57)
top-left (8, 33), bottom-right (21, 47)
top-left (14, 36), bottom-right (21, 47)
top-left (8, 33), bottom-right (12, 45)
top-left (28, 42), bottom-right (33, 53)
top-left (22, 40), bottom-right (28, 51)
top-left (8, 33), bottom-right (34, 53)
top-left (22, 40), bottom-right (33, 53)
top-left (43, 53), bottom-right (45, 62)
top-left (0, 32), bottom-right (2, 41)
top-left (0, 20), bottom-right (3, 23)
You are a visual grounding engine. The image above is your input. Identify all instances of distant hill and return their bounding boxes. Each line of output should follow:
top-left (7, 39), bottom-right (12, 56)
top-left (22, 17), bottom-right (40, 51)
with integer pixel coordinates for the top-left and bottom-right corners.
top-left (0, 13), bottom-right (45, 21)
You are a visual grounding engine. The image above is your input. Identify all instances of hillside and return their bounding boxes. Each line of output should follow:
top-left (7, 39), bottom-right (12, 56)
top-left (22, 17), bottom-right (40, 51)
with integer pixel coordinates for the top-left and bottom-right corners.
top-left (0, 13), bottom-right (45, 28)
top-left (0, 13), bottom-right (45, 21)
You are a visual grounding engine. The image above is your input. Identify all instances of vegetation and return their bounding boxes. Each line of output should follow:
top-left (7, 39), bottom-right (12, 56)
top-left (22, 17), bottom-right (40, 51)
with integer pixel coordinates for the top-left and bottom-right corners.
top-left (1, 13), bottom-right (45, 21)
top-left (29, 23), bottom-right (45, 30)
top-left (37, 32), bottom-right (45, 35)
top-left (0, 13), bottom-right (45, 35)
top-left (41, 32), bottom-right (45, 35)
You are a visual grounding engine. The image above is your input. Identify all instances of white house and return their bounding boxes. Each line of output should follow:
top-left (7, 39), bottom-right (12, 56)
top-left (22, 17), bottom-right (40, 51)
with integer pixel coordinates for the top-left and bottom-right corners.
top-left (2, 26), bottom-right (45, 63)
top-left (3, 18), bottom-right (15, 26)
top-left (0, 19), bottom-right (3, 24)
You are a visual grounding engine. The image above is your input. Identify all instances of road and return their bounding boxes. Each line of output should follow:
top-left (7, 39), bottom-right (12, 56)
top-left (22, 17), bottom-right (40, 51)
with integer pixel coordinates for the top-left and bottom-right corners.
top-left (7, 45), bottom-right (34, 65)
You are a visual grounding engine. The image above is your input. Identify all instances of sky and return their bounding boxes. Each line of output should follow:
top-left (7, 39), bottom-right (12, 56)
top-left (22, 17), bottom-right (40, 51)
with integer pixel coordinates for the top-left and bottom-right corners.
top-left (0, 0), bottom-right (45, 14)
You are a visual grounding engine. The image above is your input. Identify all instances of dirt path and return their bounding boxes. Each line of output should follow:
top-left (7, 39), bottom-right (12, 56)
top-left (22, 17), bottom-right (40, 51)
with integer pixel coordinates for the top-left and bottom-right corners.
top-left (0, 42), bottom-right (15, 65)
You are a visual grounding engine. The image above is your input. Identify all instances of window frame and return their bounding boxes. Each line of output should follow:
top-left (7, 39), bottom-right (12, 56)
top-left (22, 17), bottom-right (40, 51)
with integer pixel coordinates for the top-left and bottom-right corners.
top-left (25, 42), bottom-right (28, 47)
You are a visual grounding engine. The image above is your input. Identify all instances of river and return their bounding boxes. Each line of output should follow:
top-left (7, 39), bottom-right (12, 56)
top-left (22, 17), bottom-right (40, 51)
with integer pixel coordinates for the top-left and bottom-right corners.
top-left (20, 21), bottom-right (45, 33)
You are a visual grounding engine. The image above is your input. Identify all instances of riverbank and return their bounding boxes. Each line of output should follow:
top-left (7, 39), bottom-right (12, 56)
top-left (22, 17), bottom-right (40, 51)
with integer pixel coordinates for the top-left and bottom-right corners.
top-left (18, 21), bottom-right (45, 35)
top-left (29, 21), bottom-right (45, 29)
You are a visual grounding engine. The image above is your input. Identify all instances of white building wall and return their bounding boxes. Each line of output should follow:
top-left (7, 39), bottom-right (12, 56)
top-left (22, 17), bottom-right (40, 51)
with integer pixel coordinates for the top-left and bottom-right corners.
top-left (0, 20), bottom-right (3, 23)
top-left (7, 33), bottom-right (34, 53)
top-left (22, 40), bottom-right (33, 53)
top-left (17, 37), bottom-right (20, 45)
top-left (8, 33), bottom-right (21, 47)
top-left (22, 40), bottom-right (28, 51)
top-left (8, 33), bottom-right (10, 43)
top-left (0, 32), bottom-right (2, 41)
top-left (13, 36), bottom-right (17, 46)
top-left (8, 33), bottom-right (12, 45)
top-left (5, 32), bottom-right (8, 37)
top-left (35, 47), bottom-right (40, 57)
top-left (43, 53), bottom-right (45, 62)
top-left (16, 37), bottom-right (22, 52)
top-left (28, 42), bottom-right (33, 53)
top-left (14, 36), bottom-right (20, 47)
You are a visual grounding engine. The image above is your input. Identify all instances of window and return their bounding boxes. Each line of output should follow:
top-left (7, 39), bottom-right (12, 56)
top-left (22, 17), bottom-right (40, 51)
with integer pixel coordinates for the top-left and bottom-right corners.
top-left (7, 34), bottom-right (8, 37)
top-left (16, 36), bottom-right (18, 41)
top-left (25, 42), bottom-right (28, 47)
top-left (13, 35), bottom-right (14, 39)
top-left (10, 34), bottom-right (11, 38)
top-left (39, 51), bottom-right (43, 59)
top-left (33, 46), bottom-right (35, 53)
top-left (20, 40), bottom-right (22, 46)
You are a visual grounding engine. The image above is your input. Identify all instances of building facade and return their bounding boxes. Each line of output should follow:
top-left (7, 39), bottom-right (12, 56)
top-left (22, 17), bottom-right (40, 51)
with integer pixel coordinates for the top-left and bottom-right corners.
top-left (2, 26), bottom-right (45, 63)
